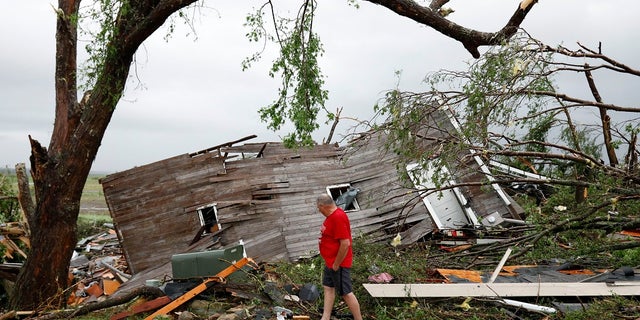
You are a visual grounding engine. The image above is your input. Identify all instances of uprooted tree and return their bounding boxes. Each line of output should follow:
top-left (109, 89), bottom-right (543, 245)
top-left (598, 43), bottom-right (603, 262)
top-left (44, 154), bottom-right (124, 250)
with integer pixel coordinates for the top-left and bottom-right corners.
top-left (369, 32), bottom-right (640, 265)
top-left (12, 0), bottom-right (539, 311)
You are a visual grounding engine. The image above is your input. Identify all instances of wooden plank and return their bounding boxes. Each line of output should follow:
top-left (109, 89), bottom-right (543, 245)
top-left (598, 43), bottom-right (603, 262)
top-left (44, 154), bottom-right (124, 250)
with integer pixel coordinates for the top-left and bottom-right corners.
top-left (110, 296), bottom-right (171, 320)
top-left (189, 134), bottom-right (258, 156)
top-left (362, 282), bottom-right (640, 298)
top-left (488, 248), bottom-right (512, 284)
top-left (399, 218), bottom-right (434, 244)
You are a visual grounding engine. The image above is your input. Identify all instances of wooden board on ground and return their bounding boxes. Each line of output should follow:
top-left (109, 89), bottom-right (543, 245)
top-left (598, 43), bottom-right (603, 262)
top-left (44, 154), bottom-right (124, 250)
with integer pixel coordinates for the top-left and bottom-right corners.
top-left (363, 282), bottom-right (640, 298)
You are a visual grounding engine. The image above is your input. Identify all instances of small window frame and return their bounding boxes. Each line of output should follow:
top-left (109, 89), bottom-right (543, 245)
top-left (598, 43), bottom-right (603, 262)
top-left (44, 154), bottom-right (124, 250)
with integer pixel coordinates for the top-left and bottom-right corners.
top-left (196, 203), bottom-right (221, 234)
top-left (326, 183), bottom-right (360, 212)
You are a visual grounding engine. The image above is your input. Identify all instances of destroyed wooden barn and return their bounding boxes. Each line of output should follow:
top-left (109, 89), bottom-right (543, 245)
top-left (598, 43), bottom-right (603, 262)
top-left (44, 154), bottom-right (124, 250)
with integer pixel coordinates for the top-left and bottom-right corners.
top-left (100, 109), bottom-right (525, 292)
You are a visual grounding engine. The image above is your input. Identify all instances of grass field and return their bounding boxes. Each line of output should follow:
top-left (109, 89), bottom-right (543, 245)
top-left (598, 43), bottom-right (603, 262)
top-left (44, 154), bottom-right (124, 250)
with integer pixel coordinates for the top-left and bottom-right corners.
top-left (80, 174), bottom-right (109, 215)
top-left (1, 171), bottom-right (109, 216)
top-left (1, 171), bottom-right (111, 237)
top-left (77, 174), bottom-right (112, 236)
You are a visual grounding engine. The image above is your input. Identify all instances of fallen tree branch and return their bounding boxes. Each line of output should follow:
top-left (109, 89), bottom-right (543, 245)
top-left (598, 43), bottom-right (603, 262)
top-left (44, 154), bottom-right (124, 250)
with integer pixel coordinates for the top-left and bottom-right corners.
top-left (31, 286), bottom-right (165, 320)
top-left (583, 241), bottom-right (640, 255)
top-left (429, 196), bottom-right (640, 268)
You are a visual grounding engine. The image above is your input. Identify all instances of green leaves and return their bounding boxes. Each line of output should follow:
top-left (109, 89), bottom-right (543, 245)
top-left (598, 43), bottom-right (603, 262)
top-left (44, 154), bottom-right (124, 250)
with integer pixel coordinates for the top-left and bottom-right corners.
top-left (244, 1), bottom-right (328, 148)
top-left (80, 0), bottom-right (123, 90)
top-left (460, 38), bottom-right (555, 147)
top-left (373, 32), bottom-right (636, 202)
top-left (0, 174), bottom-right (19, 223)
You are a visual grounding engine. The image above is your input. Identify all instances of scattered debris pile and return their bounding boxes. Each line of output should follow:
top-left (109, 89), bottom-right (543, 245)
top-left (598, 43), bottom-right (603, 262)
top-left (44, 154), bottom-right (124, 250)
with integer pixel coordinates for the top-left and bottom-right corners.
top-left (0, 221), bottom-right (638, 318)
top-left (0, 222), bottom-right (29, 262)
top-left (363, 246), bottom-right (640, 315)
top-left (68, 224), bottom-right (128, 306)
top-left (46, 225), bottom-right (321, 319)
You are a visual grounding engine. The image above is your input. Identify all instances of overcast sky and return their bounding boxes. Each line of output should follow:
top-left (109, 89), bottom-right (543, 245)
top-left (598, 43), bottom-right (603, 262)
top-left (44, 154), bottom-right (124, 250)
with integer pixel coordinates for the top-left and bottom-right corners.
top-left (1, 1), bottom-right (639, 173)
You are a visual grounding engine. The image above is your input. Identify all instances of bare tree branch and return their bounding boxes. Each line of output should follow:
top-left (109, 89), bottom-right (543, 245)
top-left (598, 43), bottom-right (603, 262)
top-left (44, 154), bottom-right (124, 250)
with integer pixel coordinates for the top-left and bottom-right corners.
top-left (364, 0), bottom-right (537, 58)
top-left (541, 42), bottom-right (640, 76)
top-left (523, 90), bottom-right (640, 112)
top-left (584, 65), bottom-right (619, 166)
top-left (325, 106), bottom-right (342, 144)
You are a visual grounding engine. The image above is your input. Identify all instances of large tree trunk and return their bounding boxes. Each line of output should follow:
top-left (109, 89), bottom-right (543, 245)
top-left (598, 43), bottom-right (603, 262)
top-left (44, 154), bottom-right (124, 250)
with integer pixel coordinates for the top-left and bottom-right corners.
top-left (10, 0), bottom-right (197, 310)
top-left (10, 0), bottom-right (84, 309)
top-left (12, 152), bottom-right (82, 308)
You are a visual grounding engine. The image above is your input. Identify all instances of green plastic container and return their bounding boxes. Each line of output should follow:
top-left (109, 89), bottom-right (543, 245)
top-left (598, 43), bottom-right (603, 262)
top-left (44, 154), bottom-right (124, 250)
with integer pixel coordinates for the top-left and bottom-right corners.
top-left (171, 243), bottom-right (246, 280)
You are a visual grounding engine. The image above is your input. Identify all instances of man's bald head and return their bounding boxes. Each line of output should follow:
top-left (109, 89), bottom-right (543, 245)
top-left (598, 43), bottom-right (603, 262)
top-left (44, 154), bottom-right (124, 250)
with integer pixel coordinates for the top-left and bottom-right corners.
top-left (317, 193), bottom-right (335, 206)
top-left (317, 194), bottom-right (337, 217)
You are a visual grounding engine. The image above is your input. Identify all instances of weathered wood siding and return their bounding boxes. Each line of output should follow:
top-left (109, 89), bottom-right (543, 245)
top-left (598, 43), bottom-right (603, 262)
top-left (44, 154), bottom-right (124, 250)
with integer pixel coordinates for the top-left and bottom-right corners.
top-left (101, 152), bottom-right (227, 274)
top-left (101, 137), bottom-right (430, 279)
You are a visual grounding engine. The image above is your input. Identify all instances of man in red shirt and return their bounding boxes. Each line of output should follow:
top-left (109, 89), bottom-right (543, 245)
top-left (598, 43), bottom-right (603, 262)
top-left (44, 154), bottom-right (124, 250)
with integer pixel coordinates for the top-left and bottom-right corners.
top-left (317, 194), bottom-right (363, 320)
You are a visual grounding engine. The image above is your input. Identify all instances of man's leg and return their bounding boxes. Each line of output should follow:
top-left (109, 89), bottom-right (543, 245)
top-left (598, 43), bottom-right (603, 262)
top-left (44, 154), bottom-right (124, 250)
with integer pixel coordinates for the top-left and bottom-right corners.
top-left (342, 292), bottom-right (363, 320)
top-left (335, 267), bottom-right (362, 320)
top-left (321, 266), bottom-right (337, 320)
top-left (321, 285), bottom-right (335, 320)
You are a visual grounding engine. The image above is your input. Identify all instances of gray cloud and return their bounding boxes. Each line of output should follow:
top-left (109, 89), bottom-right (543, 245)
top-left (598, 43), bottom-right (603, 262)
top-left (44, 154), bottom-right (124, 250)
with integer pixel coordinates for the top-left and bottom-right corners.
top-left (1, 1), bottom-right (639, 172)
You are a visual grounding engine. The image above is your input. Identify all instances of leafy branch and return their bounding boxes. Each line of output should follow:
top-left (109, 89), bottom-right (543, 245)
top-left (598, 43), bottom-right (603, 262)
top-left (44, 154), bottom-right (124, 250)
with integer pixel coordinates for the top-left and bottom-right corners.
top-left (243, 0), bottom-right (328, 147)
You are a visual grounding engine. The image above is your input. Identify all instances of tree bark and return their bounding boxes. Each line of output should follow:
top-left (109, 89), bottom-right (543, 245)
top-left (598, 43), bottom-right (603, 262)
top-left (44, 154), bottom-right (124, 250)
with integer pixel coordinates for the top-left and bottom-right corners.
top-left (625, 132), bottom-right (638, 175)
top-left (14, 163), bottom-right (33, 235)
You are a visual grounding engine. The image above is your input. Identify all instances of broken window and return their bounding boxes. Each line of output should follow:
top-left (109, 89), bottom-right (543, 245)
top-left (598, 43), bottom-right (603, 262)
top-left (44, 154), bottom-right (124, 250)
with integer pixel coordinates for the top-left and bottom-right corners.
top-left (406, 162), bottom-right (479, 230)
top-left (326, 184), bottom-right (360, 211)
top-left (197, 203), bottom-right (221, 234)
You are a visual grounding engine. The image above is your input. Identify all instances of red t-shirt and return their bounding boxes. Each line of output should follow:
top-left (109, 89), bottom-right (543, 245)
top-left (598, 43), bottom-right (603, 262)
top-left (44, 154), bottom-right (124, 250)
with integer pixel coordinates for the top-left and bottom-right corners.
top-left (319, 207), bottom-right (353, 268)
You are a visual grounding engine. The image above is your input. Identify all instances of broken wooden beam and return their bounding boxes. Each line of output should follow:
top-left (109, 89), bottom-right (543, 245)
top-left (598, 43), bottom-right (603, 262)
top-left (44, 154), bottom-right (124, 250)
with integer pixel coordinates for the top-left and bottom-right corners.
top-left (488, 247), bottom-right (512, 284)
top-left (189, 135), bottom-right (258, 157)
top-left (15, 163), bottom-right (33, 235)
top-left (110, 296), bottom-right (172, 320)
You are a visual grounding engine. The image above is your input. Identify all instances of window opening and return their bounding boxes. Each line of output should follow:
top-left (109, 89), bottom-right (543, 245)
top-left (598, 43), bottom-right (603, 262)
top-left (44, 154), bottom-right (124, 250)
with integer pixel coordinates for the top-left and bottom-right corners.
top-left (326, 184), bottom-right (360, 211)
top-left (197, 203), bottom-right (221, 234)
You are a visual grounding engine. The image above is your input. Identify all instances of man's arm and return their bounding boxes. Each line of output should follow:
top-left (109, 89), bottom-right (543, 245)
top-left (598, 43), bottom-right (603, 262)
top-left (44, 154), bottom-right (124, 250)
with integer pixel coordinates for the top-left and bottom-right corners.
top-left (332, 238), bottom-right (350, 270)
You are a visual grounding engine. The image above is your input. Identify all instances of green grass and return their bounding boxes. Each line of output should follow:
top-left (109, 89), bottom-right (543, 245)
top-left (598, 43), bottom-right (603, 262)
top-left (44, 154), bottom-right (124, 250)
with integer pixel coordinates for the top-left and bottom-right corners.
top-left (0, 172), bottom-right (108, 214)
top-left (82, 175), bottom-right (107, 202)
